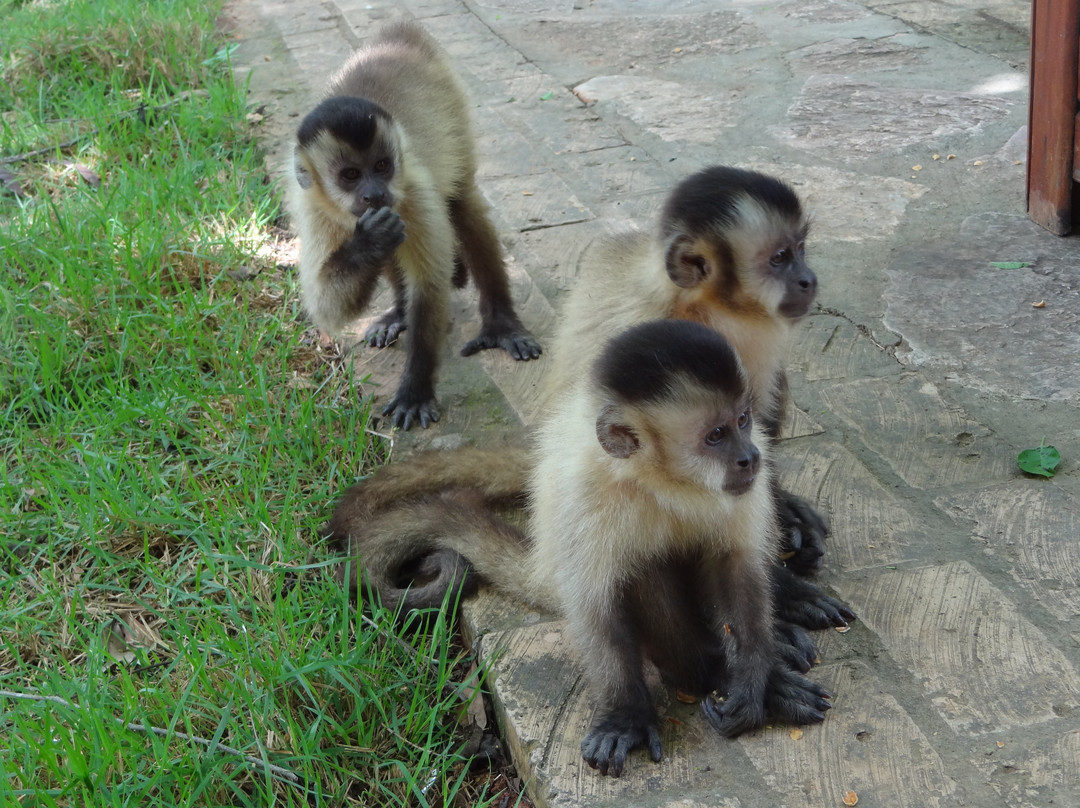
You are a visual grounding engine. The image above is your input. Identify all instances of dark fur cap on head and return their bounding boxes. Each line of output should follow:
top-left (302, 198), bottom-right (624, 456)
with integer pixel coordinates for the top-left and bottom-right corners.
top-left (660, 166), bottom-right (803, 238)
top-left (297, 96), bottom-right (392, 152)
top-left (593, 320), bottom-right (745, 405)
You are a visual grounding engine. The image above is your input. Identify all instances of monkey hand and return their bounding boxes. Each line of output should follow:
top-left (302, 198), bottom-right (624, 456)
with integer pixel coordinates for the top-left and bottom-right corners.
top-left (771, 565), bottom-right (855, 630)
top-left (383, 380), bottom-right (439, 431)
top-left (352, 207), bottom-right (406, 266)
top-left (776, 490), bottom-right (828, 574)
top-left (461, 312), bottom-right (543, 361)
top-left (700, 682), bottom-right (768, 738)
top-left (580, 709), bottom-right (663, 777)
top-left (763, 666), bottom-right (831, 727)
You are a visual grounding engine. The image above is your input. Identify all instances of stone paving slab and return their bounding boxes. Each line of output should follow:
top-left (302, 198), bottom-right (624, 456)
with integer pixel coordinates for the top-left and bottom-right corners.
top-left (224, 0), bottom-right (1080, 805)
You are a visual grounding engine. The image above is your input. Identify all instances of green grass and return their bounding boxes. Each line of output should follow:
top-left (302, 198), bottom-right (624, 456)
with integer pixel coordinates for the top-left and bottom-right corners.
top-left (0, 1), bottom-right (496, 804)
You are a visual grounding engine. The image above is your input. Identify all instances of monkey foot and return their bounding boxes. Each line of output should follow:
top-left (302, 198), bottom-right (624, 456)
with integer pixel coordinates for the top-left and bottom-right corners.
top-left (460, 316), bottom-right (543, 361)
top-left (364, 309), bottom-right (407, 348)
top-left (383, 392), bottom-right (439, 431)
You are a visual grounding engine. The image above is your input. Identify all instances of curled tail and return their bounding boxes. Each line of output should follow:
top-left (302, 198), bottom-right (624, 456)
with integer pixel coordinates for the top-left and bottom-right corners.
top-left (327, 447), bottom-right (535, 613)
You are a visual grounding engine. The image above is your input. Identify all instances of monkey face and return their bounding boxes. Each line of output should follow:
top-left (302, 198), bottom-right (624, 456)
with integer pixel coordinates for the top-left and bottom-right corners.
top-left (332, 152), bottom-right (397, 217)
top-left (294, 97), bottom-right (402, 219)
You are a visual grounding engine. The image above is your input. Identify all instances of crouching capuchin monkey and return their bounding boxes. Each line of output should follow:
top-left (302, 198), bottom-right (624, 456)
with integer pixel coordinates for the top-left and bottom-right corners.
top-left (288, 21), bottom-right (541, 430)
top-left (548, 166), bottom-right (851, 614)
top-left (328, 320), bottom-right (832, 777)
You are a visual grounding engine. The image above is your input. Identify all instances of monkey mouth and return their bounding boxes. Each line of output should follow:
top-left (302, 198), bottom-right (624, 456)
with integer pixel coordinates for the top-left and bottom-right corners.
top-left (724, 477), bottom-right (756, 496)
top-left (778, 298), bottom-right (814, 318)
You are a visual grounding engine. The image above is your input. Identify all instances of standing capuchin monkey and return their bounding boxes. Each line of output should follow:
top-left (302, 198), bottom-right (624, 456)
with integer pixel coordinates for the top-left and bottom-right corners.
top-left (328, 320), bottom-right (832, 777)
top-left (288, 21), bottom-right (541, 430)
top-left (548, 166), bottom-right (849, 611)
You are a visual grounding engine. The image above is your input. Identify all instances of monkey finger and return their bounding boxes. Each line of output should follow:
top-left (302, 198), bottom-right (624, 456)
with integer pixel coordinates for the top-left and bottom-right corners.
top-left (357, 207), bottom-right (407, 250)
top-left (583, 734), bottom-right (617, 776)
top-left (775, 622), bottom-right (818, 672)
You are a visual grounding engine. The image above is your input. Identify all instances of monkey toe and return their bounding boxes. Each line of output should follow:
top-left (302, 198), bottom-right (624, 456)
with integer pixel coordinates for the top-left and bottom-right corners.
top-left (778, 596), bottom-right (853, 631)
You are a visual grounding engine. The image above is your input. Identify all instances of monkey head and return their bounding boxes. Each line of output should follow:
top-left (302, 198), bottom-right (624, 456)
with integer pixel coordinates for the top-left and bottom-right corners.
top-left (659, 166), bottom-right (817, 321)
top-left (591, 320), bottom-right (763, 498)
top-left (293, 96), bottom-right (402, 220)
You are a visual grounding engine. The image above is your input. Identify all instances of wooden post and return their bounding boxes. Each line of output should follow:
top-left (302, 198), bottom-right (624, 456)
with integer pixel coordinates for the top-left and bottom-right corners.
top-left (1027, 0), bottom-right (1080, 235)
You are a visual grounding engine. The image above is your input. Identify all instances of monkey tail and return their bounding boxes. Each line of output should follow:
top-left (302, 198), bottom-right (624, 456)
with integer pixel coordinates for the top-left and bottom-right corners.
top-left (330, 445), bottom-right (530, 524)
top-left (332, 491), bottom-right (531, 612)
top-left (327, 446), bottom-right (535, 614)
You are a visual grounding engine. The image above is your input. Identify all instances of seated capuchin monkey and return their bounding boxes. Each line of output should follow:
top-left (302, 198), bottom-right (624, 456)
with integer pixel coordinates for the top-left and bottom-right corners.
top-left (327, 319), bottom-right (832, 777)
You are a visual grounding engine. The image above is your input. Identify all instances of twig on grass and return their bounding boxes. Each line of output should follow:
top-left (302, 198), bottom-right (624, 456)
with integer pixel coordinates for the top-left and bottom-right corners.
top-left (0, 90), bottom-right (209, 166)
top-left (0, 689), bottom-right (306, 789)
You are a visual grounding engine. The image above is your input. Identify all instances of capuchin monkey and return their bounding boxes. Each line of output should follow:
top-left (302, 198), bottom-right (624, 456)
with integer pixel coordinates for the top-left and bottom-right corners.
top-left (328, 320), bottom-right (831, 777)
top-left (548, 166), bottom-right (841, 591)
top-left (288, 21), bottom-right (541, 430)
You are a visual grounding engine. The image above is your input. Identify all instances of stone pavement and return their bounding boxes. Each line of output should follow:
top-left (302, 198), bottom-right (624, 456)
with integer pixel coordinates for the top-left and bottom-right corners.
top-left (223, 1), bottom-right (1080, 805)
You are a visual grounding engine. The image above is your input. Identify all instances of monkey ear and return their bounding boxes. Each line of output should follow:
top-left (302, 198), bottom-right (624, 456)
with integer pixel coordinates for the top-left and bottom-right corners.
top-left (596, 403), bottom-right (640, 459)
top-left (294, 158), bottom-right (313, 190)
top-left (664, 234), bottom-right (711, 288)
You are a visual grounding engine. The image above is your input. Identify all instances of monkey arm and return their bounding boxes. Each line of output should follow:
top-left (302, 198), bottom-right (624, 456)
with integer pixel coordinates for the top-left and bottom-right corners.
top-left (449, 187), bottom-right (542, 361)
top-left (305, 208), bottom-right (406, 335)
top-left (698, 550), bottom-right (831, 738)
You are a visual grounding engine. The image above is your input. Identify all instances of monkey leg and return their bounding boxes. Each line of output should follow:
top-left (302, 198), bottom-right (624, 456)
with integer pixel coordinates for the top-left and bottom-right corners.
top-left (771, 564), bottom-right (855, 629)
top-left (449, 186), bottom-right (542, 361)
top-left (365, 261), bottom-right (409, 348)
top-left (380, 203), bottom-right (454, 430)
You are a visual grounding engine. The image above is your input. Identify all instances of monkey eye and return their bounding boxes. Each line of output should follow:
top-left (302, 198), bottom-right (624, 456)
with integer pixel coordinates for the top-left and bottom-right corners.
top-left (373, 158), bottom-right (391, 174)
top-left (737, 410), bottom-right (751, 429)
top-left (769, 249), bottom-right (790, 268)
top-left (340, 167), bottom-right (361, 182)
top-left (705, 426), bottom-right (726, 446)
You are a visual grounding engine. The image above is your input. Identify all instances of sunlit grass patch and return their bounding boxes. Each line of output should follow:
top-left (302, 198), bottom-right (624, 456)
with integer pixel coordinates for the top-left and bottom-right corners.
top-left (1, 0), bottom-right (501, 804)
